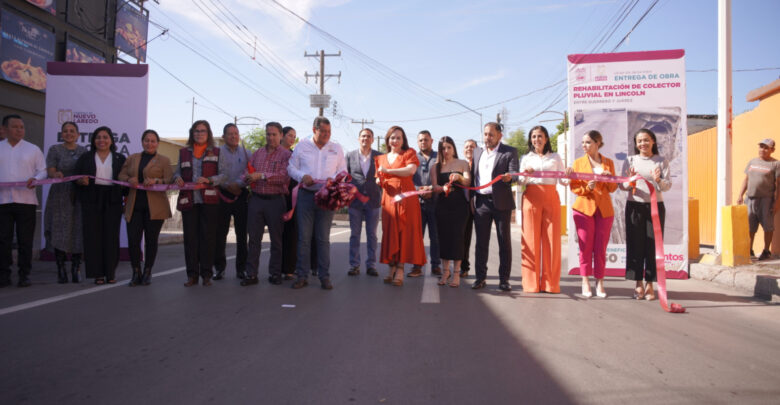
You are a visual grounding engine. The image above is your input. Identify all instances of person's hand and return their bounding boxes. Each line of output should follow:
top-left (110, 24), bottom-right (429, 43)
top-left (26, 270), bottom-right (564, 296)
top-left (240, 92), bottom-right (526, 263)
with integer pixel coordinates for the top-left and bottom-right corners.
top-left (377, 165), bottom-right (388, 174)
top-left (737, 196), bottom-right (744, 205)
top-left (420, 185), bottom-right (433, 198)
top-left (653, 167), bottom-right (662, 183)
top-left (78, 176), bottom-right (89, 186)
top-left (53, 171), bottom-right (64, 179)
top-left (175, 177), bottom-right (184, 187)
top-left (196, 177), bottom-right (210, 184)
top-left (432, 184), bottom-right (443, 193)
top-left (442, 184), bottom-right (451, 194)
top-left (226, 184), bottom-right (243, 196)
top-left (587, 180), bottom-right (596, 191)
top-left (448, 173), bottom-right (460, 184)
top-left (524, 168), bottom-right (534, 174)
top-left (128, 177), bottom-right (139, 187)
top-left (301, 174), bottom-right (314, 186)
top-left (143, 177), bottom-right (157, 187)
top-left (502, 173), bottom-right (512, 182)
top-left (565, 167), bottom-right (573, 177)
top-left (629, 167), bottom-right (637, 176)
top-left (26, 178), bottom-right (36, 189)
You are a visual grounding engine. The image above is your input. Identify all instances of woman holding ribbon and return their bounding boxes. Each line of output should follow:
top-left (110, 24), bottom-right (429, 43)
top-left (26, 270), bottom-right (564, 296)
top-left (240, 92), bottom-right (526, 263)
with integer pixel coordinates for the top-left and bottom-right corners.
top-left (174, 120), bottom-right (224, 287)
top-left (519, 125), bottom-right (568, 293)
top-left (431, 136), bottom-right (470, 287)
top-left (570, 130), bottom-right (617, 298)
top-left (44, 121), bottom-right (87, 283)
top-left (620, 128), bottom-right (671, 300)
top-left (376, 126), bottom-right (426, 286)
top-left (118, 129), bottom-right (172, 286)
top-left (75, 126), bottom-right (126, 285)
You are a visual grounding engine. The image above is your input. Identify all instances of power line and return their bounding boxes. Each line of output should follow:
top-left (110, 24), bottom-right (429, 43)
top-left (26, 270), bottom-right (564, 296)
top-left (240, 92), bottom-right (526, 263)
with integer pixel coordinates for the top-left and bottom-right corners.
top-left (147, 55), bottom-right (234, 118)
top-left (611, 0), bottom-right (660, 52)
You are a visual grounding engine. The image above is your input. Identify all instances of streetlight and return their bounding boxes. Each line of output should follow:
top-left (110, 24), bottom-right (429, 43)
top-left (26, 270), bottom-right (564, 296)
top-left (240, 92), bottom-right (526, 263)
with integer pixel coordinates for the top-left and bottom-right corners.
top-left (445, 98), bottom-right (483, 136)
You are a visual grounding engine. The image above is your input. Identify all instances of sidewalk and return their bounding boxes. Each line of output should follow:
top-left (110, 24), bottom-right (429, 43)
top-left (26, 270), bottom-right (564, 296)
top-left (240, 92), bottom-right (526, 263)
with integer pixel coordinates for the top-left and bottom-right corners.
top-left (690, 250), bottom-right (780, 302)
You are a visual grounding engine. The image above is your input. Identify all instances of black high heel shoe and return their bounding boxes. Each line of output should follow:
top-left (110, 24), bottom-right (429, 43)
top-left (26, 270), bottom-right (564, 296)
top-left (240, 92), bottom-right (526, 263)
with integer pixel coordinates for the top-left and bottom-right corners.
top-left (129, 268), bottom-right (142, 287)
top-left (141, 268), bottom-right (152, 285)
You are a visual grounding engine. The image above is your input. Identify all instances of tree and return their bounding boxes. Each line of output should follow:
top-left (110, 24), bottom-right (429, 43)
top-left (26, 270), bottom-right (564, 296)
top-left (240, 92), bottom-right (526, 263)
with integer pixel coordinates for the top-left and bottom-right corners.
top-left (243, 127), bottom-right (266, 151)
top-left (504, 128), bottom-right (528, 156)
top-left (550, 111), bottom-right (569, 153)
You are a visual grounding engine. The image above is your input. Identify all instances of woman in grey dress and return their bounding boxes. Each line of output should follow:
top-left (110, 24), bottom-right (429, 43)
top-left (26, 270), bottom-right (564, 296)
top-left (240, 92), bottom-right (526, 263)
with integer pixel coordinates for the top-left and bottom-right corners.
top-left (44, 121), bottom-right (87, 283)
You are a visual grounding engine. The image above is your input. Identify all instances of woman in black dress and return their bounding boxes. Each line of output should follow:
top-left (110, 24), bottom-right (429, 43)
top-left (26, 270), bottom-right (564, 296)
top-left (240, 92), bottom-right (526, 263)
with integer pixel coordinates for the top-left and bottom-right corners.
top-left (431, 136), bottom-right (471, 287)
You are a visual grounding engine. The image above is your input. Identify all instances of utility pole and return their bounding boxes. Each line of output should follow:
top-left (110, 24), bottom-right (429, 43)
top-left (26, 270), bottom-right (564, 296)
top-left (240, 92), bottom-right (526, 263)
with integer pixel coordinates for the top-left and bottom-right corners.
top-left (715, 0), bottom-right (732, 254)
top-left (190, 97), bottom-right (195, 124)
top-left (304, 50), bottom-right (341, 116)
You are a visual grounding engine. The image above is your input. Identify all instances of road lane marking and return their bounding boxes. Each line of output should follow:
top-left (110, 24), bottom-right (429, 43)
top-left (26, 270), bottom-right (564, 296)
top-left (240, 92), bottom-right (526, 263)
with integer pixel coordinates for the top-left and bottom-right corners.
top-left (420, 265), bottom-right (440, 304)
top-left (0, 227), bottom-right (352, 317)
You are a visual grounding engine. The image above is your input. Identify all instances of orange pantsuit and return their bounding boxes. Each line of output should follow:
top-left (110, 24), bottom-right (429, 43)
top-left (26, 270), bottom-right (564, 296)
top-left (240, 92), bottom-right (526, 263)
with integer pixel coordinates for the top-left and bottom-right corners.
top-left (521, 184), bottom-right (561, 293)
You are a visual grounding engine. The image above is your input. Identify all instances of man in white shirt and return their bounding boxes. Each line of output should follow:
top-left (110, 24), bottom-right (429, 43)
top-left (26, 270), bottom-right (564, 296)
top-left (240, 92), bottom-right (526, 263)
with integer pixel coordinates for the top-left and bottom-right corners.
top-left (470, 122), bottom-right (519, 291)
top-left (287, 117), bottom-right (347, 290)
top-left (0, 115), bottom-right (47, 287)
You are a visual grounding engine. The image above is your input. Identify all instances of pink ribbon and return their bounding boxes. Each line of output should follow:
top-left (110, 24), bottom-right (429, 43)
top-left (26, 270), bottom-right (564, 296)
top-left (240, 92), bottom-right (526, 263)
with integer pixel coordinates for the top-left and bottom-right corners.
top-left (0, 175), bottom-right (207, 191)
top-left (282, 172), bottom-right (369, 222)
top-left (395, 170), bottom-right (684, 314)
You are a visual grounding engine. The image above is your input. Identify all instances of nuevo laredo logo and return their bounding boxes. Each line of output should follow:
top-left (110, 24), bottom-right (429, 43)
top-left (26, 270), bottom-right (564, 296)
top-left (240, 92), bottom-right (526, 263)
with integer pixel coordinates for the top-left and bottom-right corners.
top-left (595, 65), bottom-right (608, 81)
top-left (58, 109), bottom-right (99, 124)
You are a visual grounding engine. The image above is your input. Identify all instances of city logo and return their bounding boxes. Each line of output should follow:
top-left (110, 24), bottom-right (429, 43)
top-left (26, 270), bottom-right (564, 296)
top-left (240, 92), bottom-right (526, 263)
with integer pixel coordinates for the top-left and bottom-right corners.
top-left (595, 65), bottom-right (608, 81)
top-left (57, 109), bottom-right (73, 124)
top-left (575, 67), bottom-right (587, 82)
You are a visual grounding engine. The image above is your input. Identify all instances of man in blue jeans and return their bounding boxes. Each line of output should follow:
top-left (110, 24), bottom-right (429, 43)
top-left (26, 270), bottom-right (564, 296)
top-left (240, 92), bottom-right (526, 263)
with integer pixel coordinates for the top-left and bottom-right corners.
top-left (287, 117), bottom-right (347, 290)
top-left (346, 128), bottom-right (382, 276)
top-left (410, 130), bottom-right (441, 277)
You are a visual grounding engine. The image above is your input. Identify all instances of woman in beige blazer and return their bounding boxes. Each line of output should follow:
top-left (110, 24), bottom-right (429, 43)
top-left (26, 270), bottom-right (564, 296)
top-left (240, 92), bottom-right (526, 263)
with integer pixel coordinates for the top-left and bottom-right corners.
top-left (118, 129), bottom-right (173, 286)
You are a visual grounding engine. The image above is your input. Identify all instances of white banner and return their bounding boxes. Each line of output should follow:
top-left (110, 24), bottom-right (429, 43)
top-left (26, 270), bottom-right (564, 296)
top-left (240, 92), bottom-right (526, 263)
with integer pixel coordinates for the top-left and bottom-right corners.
top-left (566, 50), bottom-right (688, 279)
top-left (42, 62), bottom-right (149, 255)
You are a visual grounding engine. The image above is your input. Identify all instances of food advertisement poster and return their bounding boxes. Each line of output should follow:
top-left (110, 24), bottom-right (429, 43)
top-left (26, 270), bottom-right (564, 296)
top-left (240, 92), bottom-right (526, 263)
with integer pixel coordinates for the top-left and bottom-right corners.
top-left (114, 5), bottom-right (148, 62)
top-left (43, 62), bottom-right (149, 255)
top-left (25, 0), bottom-right (56, 16)
top-left (566, 49), bottom-right (689, 279)
top-left (0, 9), bottom-right (55, 91)
top-left (66, 39), bottom-right (105, 63)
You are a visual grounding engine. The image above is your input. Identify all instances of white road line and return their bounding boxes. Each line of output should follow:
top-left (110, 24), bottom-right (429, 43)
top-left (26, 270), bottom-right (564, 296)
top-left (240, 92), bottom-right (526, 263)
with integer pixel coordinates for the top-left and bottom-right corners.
top-left (0, 227), bottom-right (351, 317)
top-left (420, 265), bottom-right (440, 304)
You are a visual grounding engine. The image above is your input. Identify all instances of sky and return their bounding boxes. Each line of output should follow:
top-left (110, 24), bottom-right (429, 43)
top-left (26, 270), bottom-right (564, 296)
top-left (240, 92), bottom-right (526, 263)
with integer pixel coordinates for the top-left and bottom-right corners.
top-left (141, 0), bottom-right (780, 152)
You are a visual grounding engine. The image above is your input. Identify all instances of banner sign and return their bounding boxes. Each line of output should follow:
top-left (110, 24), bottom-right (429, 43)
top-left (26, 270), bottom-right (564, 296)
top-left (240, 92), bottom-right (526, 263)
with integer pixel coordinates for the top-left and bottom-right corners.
top-left (25, 0), bottom-right (56, 16)
top-left (566, 49), bottom-right (688, 279)
top-left (114, 5), bottom-right (148, 62)
top-left (42, 62), bottom-right (149, 254)
top-left (65, 39), bottom-right (105, 64)
top-left (0, 9), bottom-right (54, 91)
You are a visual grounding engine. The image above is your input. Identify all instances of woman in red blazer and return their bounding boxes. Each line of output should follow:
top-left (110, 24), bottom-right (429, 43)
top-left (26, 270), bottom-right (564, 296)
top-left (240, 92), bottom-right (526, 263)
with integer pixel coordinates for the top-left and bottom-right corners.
top-left (570, 130), bottom-right (617, 298)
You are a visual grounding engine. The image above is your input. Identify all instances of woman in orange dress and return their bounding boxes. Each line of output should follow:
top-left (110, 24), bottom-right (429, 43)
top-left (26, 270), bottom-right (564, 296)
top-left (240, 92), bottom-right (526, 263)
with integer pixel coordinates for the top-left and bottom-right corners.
top-left (376, 126), bottom-right (427, 286)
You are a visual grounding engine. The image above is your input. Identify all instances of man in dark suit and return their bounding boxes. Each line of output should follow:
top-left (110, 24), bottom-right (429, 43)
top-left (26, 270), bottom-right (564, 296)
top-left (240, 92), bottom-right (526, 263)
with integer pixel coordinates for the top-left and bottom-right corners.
top-left (471, 122), bottom-right (519, 291)
top-left (346, 128), bottom-right (382, 276)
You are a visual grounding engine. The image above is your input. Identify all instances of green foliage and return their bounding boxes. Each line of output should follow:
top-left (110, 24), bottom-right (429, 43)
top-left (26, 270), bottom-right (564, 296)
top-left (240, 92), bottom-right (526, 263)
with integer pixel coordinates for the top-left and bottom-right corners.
top-left (243, 127), bottom-right (266, 151)
top-left (550, 111), bottom-right (569, 153)
top-left (505, 128), bottom-right (528, 156)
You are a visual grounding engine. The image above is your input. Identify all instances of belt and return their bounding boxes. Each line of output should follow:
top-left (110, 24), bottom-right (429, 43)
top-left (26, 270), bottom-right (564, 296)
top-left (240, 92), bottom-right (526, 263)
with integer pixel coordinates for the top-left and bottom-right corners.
top-left (476, 193), bottom-right (493, 199)
top-left (252, 192), bottom-right (282, 200)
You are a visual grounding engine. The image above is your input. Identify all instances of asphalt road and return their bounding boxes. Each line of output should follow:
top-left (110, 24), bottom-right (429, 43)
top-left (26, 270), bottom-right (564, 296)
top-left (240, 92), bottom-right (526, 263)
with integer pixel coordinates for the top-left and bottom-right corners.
top-left (1, 223), bottom-right (779, 405)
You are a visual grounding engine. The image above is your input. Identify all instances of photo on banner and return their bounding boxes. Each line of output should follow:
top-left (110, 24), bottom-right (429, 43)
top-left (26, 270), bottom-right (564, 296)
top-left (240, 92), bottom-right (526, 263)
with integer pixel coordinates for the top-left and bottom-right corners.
top-left (566, 49), bottom-right (689, 279)
top-left (114, 3), bottom-right (148, 62)
top-left (0, 8), bottom-right (54, 91)
top-left (41, 62), bottom-right (149, 257)
top-left (65, 38), bottom-right (105, 64)
top-left (25, 0), bottom-right (56, 15)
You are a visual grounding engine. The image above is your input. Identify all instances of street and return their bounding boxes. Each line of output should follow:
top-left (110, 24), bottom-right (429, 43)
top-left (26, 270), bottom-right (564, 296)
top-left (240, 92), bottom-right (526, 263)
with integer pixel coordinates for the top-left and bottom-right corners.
top-left (1, 223), bottom-right (779, 405)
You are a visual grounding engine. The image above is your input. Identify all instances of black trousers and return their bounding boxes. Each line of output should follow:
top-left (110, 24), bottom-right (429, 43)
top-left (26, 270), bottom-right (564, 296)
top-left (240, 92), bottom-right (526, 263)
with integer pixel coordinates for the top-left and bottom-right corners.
top-left (473, 195), bottom-right (513, 283)
top-left (461, 209), bottom-right (474, 272)
top-left (625, 201), bottom-right (665, 282)
top-left (126, 208), bottom-right (164, 269)
top-left (214, 189), bottom-right (248, 274)
top-left (82, 190), bottom-right (122, 280)
top-left (182, 203), bottom-right (219, 279)
top-left (0, 203), bottom-right (36, 280)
